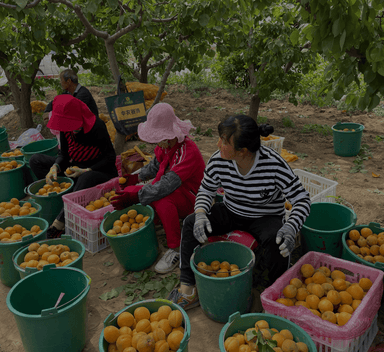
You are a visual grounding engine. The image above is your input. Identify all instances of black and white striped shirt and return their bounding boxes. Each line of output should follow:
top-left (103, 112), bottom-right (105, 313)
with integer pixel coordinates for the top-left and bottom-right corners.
top-left (194, 146), bottom-right (311, 233)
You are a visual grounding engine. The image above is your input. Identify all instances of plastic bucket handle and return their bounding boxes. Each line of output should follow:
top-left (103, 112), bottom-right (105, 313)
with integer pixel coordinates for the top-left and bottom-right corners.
top-left (40, 265), bottom-right (91, 316)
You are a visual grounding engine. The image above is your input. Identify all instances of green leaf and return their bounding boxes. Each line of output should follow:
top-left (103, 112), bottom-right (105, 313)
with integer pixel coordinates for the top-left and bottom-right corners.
top-left (103, 261), bottom-right (114, 266)
top-left (199, 14), bottom-right (210, 27)
top-left (370, 47), bottom-right (382, 62)
top-left (87, 2), bottom-right (98, 13)
top-left (368, 94), bottom-right (380, 111)
top-left (99, 286), bottom-right (125, 301)
top-left (34, 29), bottom-right (45, 41)
top-left (245, 329), bottom-right (257, 342)
top-left (125, 294), bottom-right (135, 305)
top-left (340, 30), bottom-right (346, 50)
top-left (133, 272), bottom-right (143, 279)
top-left (377, 62), bottom-right (384, 77)
top-left (332, 19), bottom-right (340, 37)
top-left (290, 30), bottom-right (299, 46)
top-left (14, 0), bottom-right (28, 8)
top-left (47, 4), bottom-right (56, 14)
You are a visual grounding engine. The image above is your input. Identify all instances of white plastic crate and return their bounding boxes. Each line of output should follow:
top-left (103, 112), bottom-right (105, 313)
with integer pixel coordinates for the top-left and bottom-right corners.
top-left (286, 169), bottom-right (338, 219)
top-left (261, 135), bottom-right (285, 154)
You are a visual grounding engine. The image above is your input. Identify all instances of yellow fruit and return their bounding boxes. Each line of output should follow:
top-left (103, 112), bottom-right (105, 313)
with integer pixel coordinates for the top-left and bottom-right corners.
top-left (331, 270), bottom-right (346, 281)
top-left (167, 330), bottom-right (184, 350)
top-left (289, 278), bottom-right (302, 289)
top-left (300, 264), bottom-right (315, 278)
top-left (271, 333), bottom-right (285, 347)
top-left (346, 284), bottom-right (364, 300)
top-left (280, 329), bottom-right (293, 341)
top-left (306, 295), bottom-right (320, 310)
top-left (309, 309), bottom-right (322, 317)
top-left (118, 312), bottom-right (135, 328)
top-left (283, 285), bottom-right (297, 298)
top-left (333, 279), bottom-right (347, 291)
top-left (132, 332), bottom-right (147, 349)
top-left (318, 299), bottom-right (333, 313)
top-left (158, 319), bottom-right (172, 335)
top-left (352, 300), bottom-right (361, 310)
top-left (318, 266), bottom-right (331, 277)
top-left (361, 227), bottom-right (373, 238)
top-left (137, 335), bottom-right (155, 352)
top-left (224, 337), bottom-right (240, 352)
top-left (168, 310), bottom-right (182, 328)
top-left (116, 334), bottom-right (133, 351)
top-left (337, 312), bottom-right (352, 326)
top-left (322, 311), bottom-right (337, 324)
top-left (157, 305), bottom-right (172, 320)
top-left (312, 271), bottom-right (327, 284)
top-left (128, 209), bottom-right (138, 218)
top-left (327, 290), bottom-right (341, 305)
top-left (295, 301), bottom-right (310, 309)
top-left (104, 325), bottom-right (120, 343)
top-left (295, 287), bottom-right (309, 301)
top-left (281, 339), bottom-right (297, 352)
top-left (276, 298), bottom-right (294, 307)
top-left (338, 304), bottom-right (354, 314)
top-left (359, 278), bottom-right (373, 291)
top-left (119, 177), bottom-right (127, 184)
top-left (296, 342), bottom-right (309, 352)
top-left (152, 328), bottom-right (166, 342)
top-left (311, 284), bottom-right (325, 298)
top-left (349, 229), bottom-right (360, 241)
top-left (136, 319), bottom-right (151, 334)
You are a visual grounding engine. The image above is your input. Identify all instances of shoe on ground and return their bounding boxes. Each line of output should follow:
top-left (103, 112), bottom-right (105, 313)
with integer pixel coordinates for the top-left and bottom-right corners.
top-left (167, 287), bottom-right (200, 310)
top-left (154, 248), bottom-right (180, 274)
top-left (47, 226), bottom-right (64, 239)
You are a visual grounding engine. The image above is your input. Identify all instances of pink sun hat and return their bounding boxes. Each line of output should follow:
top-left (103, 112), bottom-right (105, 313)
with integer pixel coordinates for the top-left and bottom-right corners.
top-left (47, 95), bottom-right (96, 133)
top-left (138, 103), bottom-right (195, 143)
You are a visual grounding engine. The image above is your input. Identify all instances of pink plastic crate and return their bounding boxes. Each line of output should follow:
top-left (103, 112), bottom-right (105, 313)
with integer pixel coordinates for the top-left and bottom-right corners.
top-left (63, 177), bottom-right (121, 253)
top-left (260, 251), bottom-right (383, 345)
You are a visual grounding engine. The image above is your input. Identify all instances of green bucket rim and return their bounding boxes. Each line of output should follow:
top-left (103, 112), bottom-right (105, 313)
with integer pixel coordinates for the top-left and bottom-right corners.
top-left (190, 241), bottom-right (256, 280)
top-left (302, 202), bottom-right (357, 235)
top-left (341, 222), bottom-right (384, 271)
top-left (0, 216), bottom-right (49, 246)
top-left (331, 122), bottom-right (365, 133)
top-left (0, 160), bottom-right (25, 174)
top-left (20, 138), bottom-right (59, 156)
top-left (219, 312), bottom-right (317, 352)
top-left (6, 266), bottom-right (91, 319)
top-left (26, 176), bottom-right (74, 198)
top-left (98, 298), bottom-right (191, 352)
top-left (12, 234), bottom-right (86, 275)
top-left (100, 204), bottom-right (155, 240)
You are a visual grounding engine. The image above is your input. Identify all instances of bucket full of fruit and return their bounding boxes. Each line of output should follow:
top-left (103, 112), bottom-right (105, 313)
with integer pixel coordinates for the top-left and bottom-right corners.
top-left (100, 204), bottom-right (158, 271)
top-left (190, 241), bottom-right (255, 323)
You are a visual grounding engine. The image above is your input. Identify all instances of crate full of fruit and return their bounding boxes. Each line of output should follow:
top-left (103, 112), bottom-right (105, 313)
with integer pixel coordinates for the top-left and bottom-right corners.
top-left (260, 251), bottom-right (383, 352)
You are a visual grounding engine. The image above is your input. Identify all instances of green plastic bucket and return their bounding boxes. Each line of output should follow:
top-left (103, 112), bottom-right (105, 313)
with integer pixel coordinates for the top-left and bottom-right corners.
top-left (12, 234), bottom-right (86, 279)
top-left (341, 222), bottom-right (384, 272)
top-left (332, 122), bottom-right (364, 157)
top-left (26, 177), bottom-right (74, 225)
top-left (98, 299), bottom-right (191, 352)
top-left (301, 202), bottom-right (357, 258)
top-left (6, 265), bottom-right (91, 352)
top-left (0, 126), bottom-right (6, 138)
top-left (190, 241), bottom-right (255, 323)
top-left (0, 131), bottom-right (10, 153)
top-left (219, 312), bottom-right (317, 352)
top-left (21, 138), bottom-right (59, 162)
top-left (100, 205), bottom-right (158, 271)
top-left (0, 160), bottom-right (27, 202)
top-left (1, 149), bottom-right (24, 161)
top-left (0, 216), bottom-right (48, 287)
top-left (24, 157), bottom-right (39, 182)
top-left (0, 199), bottom-right (43, 219)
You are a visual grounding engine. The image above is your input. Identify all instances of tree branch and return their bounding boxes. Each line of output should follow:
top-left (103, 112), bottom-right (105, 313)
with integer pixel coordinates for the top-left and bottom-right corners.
top-left (284, 42), bottom-right (311, 73)
top-left (151, 14), bottom-right (178, 23)
top-left (0, 0), bottom-right (42, 9)
top-left (148, 55), bottom-right (171, 70)
top-left (63, 29), bottom-right (90, 45)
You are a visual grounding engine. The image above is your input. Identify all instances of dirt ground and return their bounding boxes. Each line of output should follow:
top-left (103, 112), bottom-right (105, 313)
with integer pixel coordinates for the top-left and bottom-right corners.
top-left (1, 85), bottom-right (384, 351)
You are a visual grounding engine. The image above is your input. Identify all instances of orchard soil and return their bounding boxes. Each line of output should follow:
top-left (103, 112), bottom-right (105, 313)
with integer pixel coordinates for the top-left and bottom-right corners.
top-left (1, 85), bottom-right (384, 351)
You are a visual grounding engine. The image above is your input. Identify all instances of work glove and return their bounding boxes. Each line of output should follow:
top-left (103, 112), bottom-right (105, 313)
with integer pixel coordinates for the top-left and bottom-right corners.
top-left (110, 188), bottom-right (140, 211)
top-left (65, 167), bottom-right (91, 178)
top-left (276, 223), bottom-right (297, 257)
top-left (193, 212), bottom-right (212, 244)
top-left (46, 164), bottom-right (59, 185)
top-left (119, 174), bottom-right (139, 190)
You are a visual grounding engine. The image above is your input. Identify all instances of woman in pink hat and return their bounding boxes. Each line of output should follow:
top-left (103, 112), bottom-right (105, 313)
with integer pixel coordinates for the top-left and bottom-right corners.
top-left (30, 94), bottom-right (118, 238)
top-left (111, 103), bottom-right (206, 274)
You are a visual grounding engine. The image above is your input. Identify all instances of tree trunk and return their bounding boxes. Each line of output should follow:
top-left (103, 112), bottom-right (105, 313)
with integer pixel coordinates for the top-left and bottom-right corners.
top-left (140, 66), bottom-right (148, 83)
top-left (249, 93), bottom-right (261, 122)
top-left (105, 41), bottom-right (120, 83)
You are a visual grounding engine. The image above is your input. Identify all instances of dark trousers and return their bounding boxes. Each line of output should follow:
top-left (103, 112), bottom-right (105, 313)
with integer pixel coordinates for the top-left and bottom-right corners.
top-left (29, 154), bottom-right (115, 224)
top-left (180, 202), bottom-right (289, 286)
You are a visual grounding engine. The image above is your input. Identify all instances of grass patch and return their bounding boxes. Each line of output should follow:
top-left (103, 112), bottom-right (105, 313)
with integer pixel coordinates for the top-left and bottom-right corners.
top-left (301, 124), bottom-right (332, 136)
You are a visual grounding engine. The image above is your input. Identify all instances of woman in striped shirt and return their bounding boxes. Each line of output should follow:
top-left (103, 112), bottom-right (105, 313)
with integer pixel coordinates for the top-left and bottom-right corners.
top-left (168, 114), bottom-right (311, 310)
top-left (30, 95), bottom-right (118, 238)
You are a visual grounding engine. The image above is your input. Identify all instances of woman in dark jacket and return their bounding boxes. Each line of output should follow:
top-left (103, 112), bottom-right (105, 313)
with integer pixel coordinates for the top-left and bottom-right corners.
top-left (30, 94), bottom-right (118, 238)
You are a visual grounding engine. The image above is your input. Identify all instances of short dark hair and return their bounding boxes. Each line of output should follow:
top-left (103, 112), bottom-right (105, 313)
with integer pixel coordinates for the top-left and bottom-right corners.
top-left (60, 69), bottom-right (78, 84)
top-left (218, 115), bottom-right (274, 153)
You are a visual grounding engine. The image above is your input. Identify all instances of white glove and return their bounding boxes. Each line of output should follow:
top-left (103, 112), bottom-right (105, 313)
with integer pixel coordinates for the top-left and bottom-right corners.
top-left (45, 164), bottom-right (59, 185)
top-left (65, 166), bottom-right (91, 178)
top-left (276, 223), bottom-right (297, 257)
top-left (193, 212), bottom-right (212, 244)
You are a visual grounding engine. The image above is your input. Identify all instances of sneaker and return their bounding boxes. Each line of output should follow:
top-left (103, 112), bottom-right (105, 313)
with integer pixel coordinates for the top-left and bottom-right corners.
top-left (154, 249), bottom-right (180, 274)
top-left (167, 287), bottom-right (200, 310)
top-left (47, 226), bottom-right (64, 239)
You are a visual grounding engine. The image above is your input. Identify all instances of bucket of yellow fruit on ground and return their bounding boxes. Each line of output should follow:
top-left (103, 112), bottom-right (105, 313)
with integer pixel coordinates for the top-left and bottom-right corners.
top-left (341, 222), bottom-right (384, 272)
top-left (100, 204), bottom-right (158, 271)
top-left (0, 159), bottom-right (26, 202)
top-left (1, 148), bottom-right (24, 161)
top-left (332, 122), bottom-right (365, 157)
top-left (26, 176), bottom-right (74, 224)
top-left (260, 251), bottom-right (383, 352)
top-left (20, 138), bottom-right (59, 162)
top-left (0, 198), bottom-right (42, 219)
top-left (219, 311), bottom-right (317, 352)
top-left (99, 298), bottom-right (191, 352)
top-left (190, 241), bottom-right (256, 323)
top-left (6, 265), bottom-right (91, 352)
top-left (0, 216), bottom-right (49, 287)
top-left (12, 234), bottom-right (86, 279)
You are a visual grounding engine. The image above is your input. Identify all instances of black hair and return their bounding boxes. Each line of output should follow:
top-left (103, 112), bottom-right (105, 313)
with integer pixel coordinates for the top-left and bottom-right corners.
top-left (60, 69), bottom-right (78, 84)
top-left (218, 115), bottom-right (274, 153)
